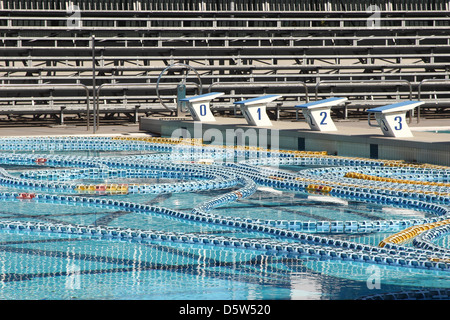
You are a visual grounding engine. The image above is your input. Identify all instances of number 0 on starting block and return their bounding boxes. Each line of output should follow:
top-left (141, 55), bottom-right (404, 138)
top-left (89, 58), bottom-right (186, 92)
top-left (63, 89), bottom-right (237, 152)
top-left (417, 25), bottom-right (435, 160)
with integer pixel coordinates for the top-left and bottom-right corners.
top-left (180, 92), bottom-right (225, 122)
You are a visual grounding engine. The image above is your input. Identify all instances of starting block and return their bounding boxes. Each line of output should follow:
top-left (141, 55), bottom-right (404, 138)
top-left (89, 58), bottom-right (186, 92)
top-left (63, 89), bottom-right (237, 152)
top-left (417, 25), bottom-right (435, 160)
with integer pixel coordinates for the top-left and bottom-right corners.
top-left (180, 92), bottom-right (225, 122)
top-left (367, 100), bottom-right (425, 138)
top-left (295, 97), bottom-right (348, 132)
top-left (234, 94), bottom-right (282, 126)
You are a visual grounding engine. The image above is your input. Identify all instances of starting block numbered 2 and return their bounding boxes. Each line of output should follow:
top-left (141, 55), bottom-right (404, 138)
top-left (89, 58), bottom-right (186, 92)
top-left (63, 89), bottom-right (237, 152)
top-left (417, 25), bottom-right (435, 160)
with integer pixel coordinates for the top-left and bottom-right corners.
top-left (295, 97), bottom-right (348, 132)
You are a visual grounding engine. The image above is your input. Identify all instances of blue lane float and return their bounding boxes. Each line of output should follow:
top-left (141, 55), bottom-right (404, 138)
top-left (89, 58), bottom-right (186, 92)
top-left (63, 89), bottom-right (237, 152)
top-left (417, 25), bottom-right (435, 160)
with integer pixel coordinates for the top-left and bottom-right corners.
top-left (0, 136), bottom-right (448, 273)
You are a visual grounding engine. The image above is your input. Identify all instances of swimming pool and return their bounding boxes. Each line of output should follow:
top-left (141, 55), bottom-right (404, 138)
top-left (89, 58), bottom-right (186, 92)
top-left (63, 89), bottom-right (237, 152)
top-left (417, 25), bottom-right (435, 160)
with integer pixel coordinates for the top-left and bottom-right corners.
top-left (423, 130), bottom-right (450, 134)
top-left (0, 135), bottom-right (449, 300)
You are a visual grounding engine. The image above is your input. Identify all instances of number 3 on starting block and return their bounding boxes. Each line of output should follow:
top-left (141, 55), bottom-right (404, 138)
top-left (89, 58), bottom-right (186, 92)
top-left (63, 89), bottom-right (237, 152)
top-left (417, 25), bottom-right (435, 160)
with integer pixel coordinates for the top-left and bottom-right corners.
top-left (367, 101), bottom-right (424, 138)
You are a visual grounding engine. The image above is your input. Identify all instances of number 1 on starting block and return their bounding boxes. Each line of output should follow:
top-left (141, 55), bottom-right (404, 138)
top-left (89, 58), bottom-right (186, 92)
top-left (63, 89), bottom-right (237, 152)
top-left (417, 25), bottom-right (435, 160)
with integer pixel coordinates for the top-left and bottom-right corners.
top-left (234, 95), bottom-right (282, 127)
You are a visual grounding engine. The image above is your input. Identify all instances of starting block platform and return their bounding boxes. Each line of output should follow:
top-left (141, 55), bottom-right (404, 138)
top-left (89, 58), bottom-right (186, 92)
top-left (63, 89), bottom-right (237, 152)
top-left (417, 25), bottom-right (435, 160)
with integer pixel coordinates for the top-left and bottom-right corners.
top-left (180, 92), bottom-right (225, 122)
top-left (367, 100), bottom-right (425, 138)
top-left (234, 94), bottom-right (282, 127)
top-left (295, 97), bottom-right (348, 132)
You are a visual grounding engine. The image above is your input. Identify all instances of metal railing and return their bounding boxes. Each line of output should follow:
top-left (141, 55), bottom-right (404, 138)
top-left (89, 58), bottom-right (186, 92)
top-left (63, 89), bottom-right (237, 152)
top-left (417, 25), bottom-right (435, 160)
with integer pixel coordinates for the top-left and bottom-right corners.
top-left (156, 63), bottom-right (203, 113)
top-left (315, 79), bottom-right (414, 122)
top-left (314, 79), bottom-right (413, 101)
top-left (208, 81), bottom-right (309, 117)
top-left (94, 81), bottom-right (201, 132)
top-left (0, 83), bottom-right (91, 130)
top-left (95, 83), bottom-right (154, 133)
top-left (417, 78), bottom-right (450, 123)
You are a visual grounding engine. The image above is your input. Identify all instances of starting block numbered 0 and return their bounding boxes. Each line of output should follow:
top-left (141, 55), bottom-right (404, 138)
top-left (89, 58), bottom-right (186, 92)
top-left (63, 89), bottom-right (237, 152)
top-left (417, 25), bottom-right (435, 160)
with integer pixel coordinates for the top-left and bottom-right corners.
top-left (234, 95), bottom-right (282, 127)
top-left (295, 97), bottom-right (348, 132)
top-left (180, 92), bottom-right (225, 122)
top-left (367, 101), bottom-right (425, 138)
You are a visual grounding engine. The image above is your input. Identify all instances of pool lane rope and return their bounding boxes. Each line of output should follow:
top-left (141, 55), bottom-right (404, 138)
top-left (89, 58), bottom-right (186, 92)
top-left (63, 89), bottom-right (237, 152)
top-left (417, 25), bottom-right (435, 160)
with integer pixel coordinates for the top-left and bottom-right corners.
top-left (0, 136), bottom-right (448, 271)
top-left (0, 192), bottom-right (448, 272)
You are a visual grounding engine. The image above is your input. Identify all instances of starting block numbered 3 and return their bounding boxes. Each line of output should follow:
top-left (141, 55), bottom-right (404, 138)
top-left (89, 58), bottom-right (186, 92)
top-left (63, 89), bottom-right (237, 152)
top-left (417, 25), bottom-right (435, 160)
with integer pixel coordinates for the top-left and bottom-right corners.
top-left (367, 101), bottom-right (425, 138)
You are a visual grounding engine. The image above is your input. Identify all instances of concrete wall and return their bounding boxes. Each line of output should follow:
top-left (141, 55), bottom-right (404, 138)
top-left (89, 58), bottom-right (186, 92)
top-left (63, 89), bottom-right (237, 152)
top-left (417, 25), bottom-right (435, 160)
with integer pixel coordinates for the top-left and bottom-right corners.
top-left (140, 117), bottom-right (450, 166)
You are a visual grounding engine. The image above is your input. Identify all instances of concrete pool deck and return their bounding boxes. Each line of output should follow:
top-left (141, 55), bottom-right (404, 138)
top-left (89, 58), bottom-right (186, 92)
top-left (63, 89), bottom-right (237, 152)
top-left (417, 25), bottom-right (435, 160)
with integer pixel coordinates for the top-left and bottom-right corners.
top-left (140, 116), bottom-right (450, 166)
top-left (0, 116), bottom-right (448, 166)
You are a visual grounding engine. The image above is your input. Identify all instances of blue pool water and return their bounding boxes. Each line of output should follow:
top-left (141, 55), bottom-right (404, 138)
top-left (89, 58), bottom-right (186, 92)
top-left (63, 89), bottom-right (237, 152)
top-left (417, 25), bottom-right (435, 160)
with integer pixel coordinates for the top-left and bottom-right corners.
top-left (428, 130), bottom-right (450, 134)
top-left (0, 136), bottom-right (449, 301)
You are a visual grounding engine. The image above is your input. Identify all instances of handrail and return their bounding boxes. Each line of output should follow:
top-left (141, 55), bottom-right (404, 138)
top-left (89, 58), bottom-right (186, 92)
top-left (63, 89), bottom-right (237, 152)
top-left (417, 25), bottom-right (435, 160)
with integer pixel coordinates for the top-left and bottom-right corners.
top-left (208, 81), bottom-right (309, 113)
top-left (314, 79), bottom-right (413, 101)
top-left (156, 63), bottom-right (203, 112)
top-left (0, 83), bottom-right (90, 130)
top-left (315, 79), bottom-right (413, 124)
top-left (208, 81), bottom-right (309, 101)
top-left (96, 83), bottom-right (156, 133)
top-left (208, 81), bottom-right (309, 117)
top-left (417, 78), bottom-right (449, 123)
top-left (2, 16), bottom-right (450, 25)
top-left (95, 82), bottom-right (200, 132)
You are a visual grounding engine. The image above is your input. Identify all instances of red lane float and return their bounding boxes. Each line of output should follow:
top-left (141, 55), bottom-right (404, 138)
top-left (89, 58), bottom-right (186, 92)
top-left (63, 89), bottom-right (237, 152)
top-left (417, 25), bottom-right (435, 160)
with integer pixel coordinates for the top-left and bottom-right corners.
top-left (95, 185), bottom-right (107, 192)
top-left (35, 158), bottom-right (48, 164)
top-left (17, 193), bottom-right (36, 200)
top-left (234, 191), bottom-right (243, 199)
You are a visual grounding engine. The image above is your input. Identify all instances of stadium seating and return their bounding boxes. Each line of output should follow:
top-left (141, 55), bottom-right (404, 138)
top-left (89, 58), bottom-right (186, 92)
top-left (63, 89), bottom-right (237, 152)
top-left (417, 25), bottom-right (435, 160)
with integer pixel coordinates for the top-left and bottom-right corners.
top-left (0, 0), bottom-right (448, 124)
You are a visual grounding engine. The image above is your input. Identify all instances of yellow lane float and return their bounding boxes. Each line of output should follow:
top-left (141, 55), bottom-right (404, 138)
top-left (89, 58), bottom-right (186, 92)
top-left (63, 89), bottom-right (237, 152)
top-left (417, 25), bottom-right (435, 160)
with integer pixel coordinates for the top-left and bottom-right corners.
top-left (379, 218), bottom-right (450, 247)
top-left (75, 183), bottom-right (129, 193)
top-left (306, 184), bottom-right (333, 194)
top-left (345, 172), bottom-right (450, 187)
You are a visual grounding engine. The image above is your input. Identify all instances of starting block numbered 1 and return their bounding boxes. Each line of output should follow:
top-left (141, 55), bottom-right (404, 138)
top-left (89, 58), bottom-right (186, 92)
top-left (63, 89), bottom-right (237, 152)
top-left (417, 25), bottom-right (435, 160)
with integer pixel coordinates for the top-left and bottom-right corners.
top-left (234, 95), bottom-right (282, 127)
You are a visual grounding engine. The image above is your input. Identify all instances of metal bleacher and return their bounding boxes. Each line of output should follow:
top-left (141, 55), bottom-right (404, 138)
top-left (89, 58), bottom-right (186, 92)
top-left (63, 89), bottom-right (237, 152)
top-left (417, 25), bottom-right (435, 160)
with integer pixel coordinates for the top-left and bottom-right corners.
top-left (0, 0), bottom-right (449, 125)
